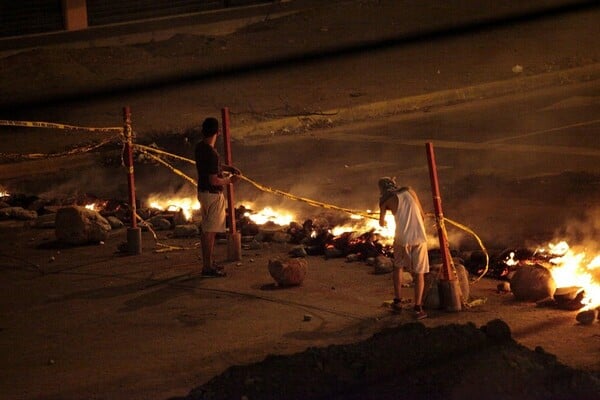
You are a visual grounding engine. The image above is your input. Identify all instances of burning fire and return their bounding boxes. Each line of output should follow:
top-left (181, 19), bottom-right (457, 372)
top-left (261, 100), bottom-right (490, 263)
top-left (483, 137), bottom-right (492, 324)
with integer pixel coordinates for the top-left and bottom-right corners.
top-left (144, 195), bottom-right (398, 242)
top-left (241, 203), bottom-right (396, 243)
top-left (241, 204), bottom-right (295, 226)
top-left (147, 194), bottom-right (200, 220)
top-left (536, 241), bottom-right (600, 309)
top-left (84, 200), bottom-right (109, 212)
top-left (330, 211), bottom-right (396, 244)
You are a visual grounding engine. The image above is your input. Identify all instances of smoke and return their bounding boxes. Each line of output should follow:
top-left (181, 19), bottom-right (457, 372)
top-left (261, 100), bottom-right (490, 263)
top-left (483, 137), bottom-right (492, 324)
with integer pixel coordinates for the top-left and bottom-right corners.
top-left (552, 207), bottom-right (600, 254)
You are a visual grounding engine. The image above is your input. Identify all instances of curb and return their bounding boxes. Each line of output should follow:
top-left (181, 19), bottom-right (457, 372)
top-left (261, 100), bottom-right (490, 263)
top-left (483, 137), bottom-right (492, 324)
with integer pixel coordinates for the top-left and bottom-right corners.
top-left (233, 63), bottom-right (600, 139)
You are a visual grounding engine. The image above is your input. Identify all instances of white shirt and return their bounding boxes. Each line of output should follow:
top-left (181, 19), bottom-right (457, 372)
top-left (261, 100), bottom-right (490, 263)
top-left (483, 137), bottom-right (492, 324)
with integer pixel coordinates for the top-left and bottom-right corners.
top-left (394, 190), bottom-right (427, 245)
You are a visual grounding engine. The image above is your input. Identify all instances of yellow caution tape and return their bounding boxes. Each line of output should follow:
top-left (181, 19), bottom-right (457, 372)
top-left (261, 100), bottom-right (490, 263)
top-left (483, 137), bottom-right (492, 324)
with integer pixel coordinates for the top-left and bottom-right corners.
top-left (136, 148), bottom-right (197, 187)
top-left (0, 136), bottom-right (119, 161)
top-left (133, 143), bottom-right (489, 278)
top-left (0, 119), bottom-right (122, 133)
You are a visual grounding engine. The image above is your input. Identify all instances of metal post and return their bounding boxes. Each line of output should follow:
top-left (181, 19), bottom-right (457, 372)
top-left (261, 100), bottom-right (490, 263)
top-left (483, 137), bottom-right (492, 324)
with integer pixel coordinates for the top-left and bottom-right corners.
top-left (425, 142), bottom-right (461, 311)
top-left (221, 107), bottom-right (241, 261)
top-left (124, 106), bottom-right (141, 254)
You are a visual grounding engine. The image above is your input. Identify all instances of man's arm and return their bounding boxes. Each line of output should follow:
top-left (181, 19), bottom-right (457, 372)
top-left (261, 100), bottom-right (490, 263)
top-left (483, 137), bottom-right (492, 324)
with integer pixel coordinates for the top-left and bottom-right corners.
top-left (209, 173), bottom-right (237, 187)
top-left (379, 197), bottom-right (391, 227)
top-left (222, 164), bottom-right (241, 175)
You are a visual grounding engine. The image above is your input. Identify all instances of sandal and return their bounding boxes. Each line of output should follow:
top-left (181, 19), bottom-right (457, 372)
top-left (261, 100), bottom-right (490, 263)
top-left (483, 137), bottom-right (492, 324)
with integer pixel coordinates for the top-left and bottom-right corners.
top-left (201, 268), bottom-right (227, 278)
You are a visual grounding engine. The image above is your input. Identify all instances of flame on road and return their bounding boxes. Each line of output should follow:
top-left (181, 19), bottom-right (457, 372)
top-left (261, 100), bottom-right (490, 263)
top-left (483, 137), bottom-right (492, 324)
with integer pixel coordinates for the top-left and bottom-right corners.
top-left (330, 212), bottom-right (396, 244)
top-left (537, 241), bottom-right (600, 309)
top-left (242, 204), bottom-right (295, 227)
top-left (147, 195), bottom-right (200, 220)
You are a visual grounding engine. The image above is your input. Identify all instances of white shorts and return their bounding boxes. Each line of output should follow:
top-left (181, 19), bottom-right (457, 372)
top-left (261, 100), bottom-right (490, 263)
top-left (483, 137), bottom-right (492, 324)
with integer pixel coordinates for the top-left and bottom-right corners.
top-left (393, 242), bottom-right (430, 274)
top-left (197, 192), bottom-right (226, 233)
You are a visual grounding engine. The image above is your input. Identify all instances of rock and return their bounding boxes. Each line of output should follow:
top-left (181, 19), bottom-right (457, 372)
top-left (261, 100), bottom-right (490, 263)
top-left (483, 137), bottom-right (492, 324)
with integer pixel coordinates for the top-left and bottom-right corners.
top-left (268, 257), bottom-right (307, 287)
top-left (55, 206), bottom-right (111, 245)
top-left (576, 309), bottom-right (598, 325)
top-left (147, 216), bottom-right (171, 231)
top-left (373, 255), bottom-right (393, 274)
top-left (247, 240), bottom-right (262, 250)
top-left (272, 231), bottom-right (291, 243)
top-left (346, 253), bottom-right (361, 262)
top-left (423, 263), bottom-right (470, 309)
top-left (497, 281), bottom-right (511, 293)
top-left (106, 216), bottom-right (125, 229)
top-left (288, 246), bottom-right (307, 258)
top-left (510, 264), bottom-right (556, 302)
top-left (482, 319), bottom-right (512, 342)
top-left (324, 246), bottom-right (344, 259)
top-left (173, 224), bottom-right (199, 237)
top-left (33, 213), bottom-right (56, 228)
top-left (0, 206), bottom-right (38, 220)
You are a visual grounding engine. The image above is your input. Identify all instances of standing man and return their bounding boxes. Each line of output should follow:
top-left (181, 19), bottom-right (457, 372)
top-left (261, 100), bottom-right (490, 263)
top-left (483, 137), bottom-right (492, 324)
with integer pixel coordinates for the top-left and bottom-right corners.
top-left (195, 117), bottom-right (240, 277)
top-left (378, 177), bottom-right (429, 319)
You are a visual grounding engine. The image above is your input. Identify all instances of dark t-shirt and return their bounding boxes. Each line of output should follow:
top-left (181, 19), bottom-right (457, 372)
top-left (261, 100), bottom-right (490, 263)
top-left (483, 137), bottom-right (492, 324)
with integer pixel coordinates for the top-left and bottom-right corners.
top-left (195, 141), bottom-right (222, 193)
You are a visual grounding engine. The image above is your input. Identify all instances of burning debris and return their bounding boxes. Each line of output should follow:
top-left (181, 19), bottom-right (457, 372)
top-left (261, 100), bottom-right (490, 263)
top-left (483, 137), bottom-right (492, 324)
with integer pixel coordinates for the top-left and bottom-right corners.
top-left (1, 189), bottom-right (599, 324)
top-left (469, 242), bottom-right (600, 322)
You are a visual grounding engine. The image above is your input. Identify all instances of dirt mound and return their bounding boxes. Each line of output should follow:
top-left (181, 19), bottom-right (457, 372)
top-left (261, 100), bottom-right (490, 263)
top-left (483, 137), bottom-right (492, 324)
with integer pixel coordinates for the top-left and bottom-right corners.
top-left (177, 319), bottom-right (600, 400)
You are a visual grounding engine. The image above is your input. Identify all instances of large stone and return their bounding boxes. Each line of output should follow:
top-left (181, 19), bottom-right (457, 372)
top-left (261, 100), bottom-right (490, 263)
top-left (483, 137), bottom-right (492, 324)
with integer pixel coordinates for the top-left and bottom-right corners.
top-left (0, 206), bottom-right (37, 220)
top-left (106, 216), bottom-right (125, 229)
top-left (510, 264), bottom-right (556, 302)
top-left (424, 263), bottom-right (470, 309)
top-left (147, 216), bottom-right (171, 231)
top-left (173, 224), bottom-right (199, 238)
top-left (268, 257), bottom-right (308, 287)
top-left (55, 206), bottom-right (111, 245)
top-left (33, 213), bottom-right (56, 228)
top-left (373, 255), bottom-right (394, 274)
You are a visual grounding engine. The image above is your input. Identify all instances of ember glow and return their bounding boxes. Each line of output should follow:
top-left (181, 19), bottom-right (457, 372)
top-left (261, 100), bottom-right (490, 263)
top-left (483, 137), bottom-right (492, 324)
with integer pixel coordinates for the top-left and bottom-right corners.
top-left (85, 200), bottom-right (108, 212)
top-left (536, 241), bottom-right (600, 309)
top-left (147, 195), bottom-right (200, 220)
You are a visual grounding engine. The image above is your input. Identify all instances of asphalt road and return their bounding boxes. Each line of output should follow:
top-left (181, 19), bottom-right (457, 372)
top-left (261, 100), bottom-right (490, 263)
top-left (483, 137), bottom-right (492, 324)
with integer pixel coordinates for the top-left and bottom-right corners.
top-left (224, 80), bottom-right (600, 249)
top-left (0, 3), bottom-right (599, 398)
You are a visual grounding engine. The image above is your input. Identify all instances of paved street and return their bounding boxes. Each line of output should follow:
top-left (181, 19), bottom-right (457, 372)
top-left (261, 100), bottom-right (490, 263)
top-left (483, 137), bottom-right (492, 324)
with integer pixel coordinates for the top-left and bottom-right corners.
top-left (0, 1), bottom-right (599, 399)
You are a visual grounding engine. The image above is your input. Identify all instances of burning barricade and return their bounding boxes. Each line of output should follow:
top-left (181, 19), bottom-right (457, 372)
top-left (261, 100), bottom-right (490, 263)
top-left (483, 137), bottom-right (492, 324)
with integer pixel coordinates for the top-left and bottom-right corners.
top-left (469, 242), bottom-right (600, 323)
top-left (1, 188), bottom-right (599, 324)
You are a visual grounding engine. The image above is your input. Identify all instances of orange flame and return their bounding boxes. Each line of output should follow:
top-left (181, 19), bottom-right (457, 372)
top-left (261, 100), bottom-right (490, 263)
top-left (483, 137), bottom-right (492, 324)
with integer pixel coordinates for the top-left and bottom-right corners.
top-left (537, 241), bottom-right (600, 309)
top-left (147, 194), bottom-right (200, 221)
top-left (241, 203), bottom-right (295, 227)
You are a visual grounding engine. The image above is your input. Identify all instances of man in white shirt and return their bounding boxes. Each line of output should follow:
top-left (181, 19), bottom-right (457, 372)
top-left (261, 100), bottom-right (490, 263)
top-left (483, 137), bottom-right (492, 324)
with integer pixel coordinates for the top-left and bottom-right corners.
top-left (378, 177), bottom-right (429, 320)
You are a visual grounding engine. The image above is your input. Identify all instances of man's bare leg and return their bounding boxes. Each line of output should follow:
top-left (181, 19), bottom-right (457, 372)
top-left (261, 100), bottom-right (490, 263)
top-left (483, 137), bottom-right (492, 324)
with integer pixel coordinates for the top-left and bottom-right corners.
top-left (201, 231), bottom-right (216, 271)
top-left (413, 272), bottom-right (428, 319)
top-left (413, 272), bottom-right (425, 307)
top-left (392, 266), bottom-right (404, 312)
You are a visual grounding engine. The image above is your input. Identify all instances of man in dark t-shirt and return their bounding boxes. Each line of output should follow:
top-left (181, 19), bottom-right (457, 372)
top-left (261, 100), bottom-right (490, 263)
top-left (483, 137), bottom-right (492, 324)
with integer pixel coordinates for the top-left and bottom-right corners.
top-left (195, 117), bottom-right (240, 277)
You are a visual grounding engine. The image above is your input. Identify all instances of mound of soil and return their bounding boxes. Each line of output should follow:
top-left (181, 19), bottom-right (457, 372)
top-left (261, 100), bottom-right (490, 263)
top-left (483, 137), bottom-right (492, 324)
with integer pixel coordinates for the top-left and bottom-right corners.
top-left (179, 319), bottom-right (600, 400)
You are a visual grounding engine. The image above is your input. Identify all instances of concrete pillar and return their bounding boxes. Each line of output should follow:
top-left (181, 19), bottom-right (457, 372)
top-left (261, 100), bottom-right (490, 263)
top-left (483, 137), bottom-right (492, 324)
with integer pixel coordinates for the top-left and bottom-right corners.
top-left (62, 0), bottom-right (88, 31)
